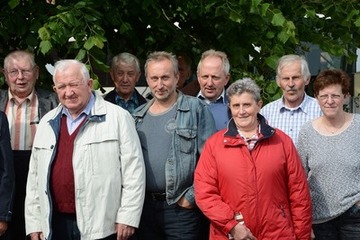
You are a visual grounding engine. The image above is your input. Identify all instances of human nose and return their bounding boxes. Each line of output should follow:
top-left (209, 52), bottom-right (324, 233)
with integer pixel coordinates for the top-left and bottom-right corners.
top-left (16, 70), bottom-right (25, 78)
top-left (288, 78), bottom-right (295, 87)
top-left (205, 77), bottom-right (214, 86)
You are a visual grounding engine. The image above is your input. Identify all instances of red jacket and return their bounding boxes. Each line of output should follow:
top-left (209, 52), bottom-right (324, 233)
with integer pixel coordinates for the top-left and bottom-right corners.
top-left (194, 115), bottom-right (312, 240)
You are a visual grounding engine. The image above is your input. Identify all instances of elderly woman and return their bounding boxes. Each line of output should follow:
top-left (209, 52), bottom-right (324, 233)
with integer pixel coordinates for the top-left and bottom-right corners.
top-left (194, 78), bottom-right (312, 240)
top-left (298, 69), bottom-right (360, 239)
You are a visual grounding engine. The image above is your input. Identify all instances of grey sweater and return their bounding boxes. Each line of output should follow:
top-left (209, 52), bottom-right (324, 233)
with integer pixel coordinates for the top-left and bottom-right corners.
top-left (298, 114), bottom-right (360, 223)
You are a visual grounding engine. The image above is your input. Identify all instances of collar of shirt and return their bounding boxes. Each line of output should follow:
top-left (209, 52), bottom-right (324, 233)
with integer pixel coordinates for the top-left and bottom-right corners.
top-left (62, 92), bottom-right (95, 120)
top-left (8, 88), bottom-right (36, 105)
top-left (197, 89), bottom-right (226, 104)
top-left (279, 93), bottom-right (312, 114)
top-left (237, 124), bottom-right (261, 151)
top-left (115, 91), bottom-right (139, 106)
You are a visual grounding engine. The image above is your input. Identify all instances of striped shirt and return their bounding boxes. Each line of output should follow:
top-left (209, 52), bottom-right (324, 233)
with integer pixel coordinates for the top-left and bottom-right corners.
top-left (5, 90), bottom-right (39, 150)
top-left (260, 94), bottom-right (322, 146)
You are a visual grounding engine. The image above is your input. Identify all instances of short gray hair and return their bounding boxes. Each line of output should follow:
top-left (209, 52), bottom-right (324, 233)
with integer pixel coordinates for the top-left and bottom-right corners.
top-left (111, 52), bottom-right (140, 73)
top-left (276, 54), bottom-right (310, 81)
top-left (226, 78), bottom-right (261, 102)
top-left (53, 59), bottom-right (90, 84)
top-left (144, 51), bottom-right (178, 77)
top-left (4, 50), bottom-right (36, 69)
top-left (197, 49), bottom-right (230, 75)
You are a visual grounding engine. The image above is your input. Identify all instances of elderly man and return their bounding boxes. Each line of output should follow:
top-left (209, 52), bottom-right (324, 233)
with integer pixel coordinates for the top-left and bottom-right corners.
top-left (197, 49), bottom-right (230, 130)
top-left (104, 52), bottom-right (147, 113)
top-left (25, 59), bottom-right (145, 240)
top-left (260, 54), bottom-right (322, 145)
top-left (133, 51), bottom-right (216, 240)
top-left (0, 50), bottom-right (58, 240)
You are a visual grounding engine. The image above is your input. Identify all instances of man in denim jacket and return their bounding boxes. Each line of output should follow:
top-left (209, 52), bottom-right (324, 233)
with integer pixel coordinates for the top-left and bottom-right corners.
top-left (133, 51), bottom-right (216, 240)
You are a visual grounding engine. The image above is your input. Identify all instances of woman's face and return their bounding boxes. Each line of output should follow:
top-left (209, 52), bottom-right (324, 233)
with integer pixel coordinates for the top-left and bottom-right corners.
top-left (316, 84), bottom-right (347, 119)
top-left (228, 92), bottom-right (262, 132)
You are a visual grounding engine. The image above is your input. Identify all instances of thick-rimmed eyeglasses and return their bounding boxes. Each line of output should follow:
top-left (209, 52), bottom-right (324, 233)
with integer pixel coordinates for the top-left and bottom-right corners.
top-left (5, 66), bottom-right (36, 78)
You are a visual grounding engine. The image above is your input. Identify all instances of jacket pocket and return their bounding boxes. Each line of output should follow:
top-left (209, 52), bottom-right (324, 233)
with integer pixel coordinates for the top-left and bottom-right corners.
top-left (176, 129), bottom-right (196, 153)
top-left (83, 136), bottom-right (121, 175)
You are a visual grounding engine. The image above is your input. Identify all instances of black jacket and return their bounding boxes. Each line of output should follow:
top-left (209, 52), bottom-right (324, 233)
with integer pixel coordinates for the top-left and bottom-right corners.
top-left (0, 111), bottom-right (14, 222)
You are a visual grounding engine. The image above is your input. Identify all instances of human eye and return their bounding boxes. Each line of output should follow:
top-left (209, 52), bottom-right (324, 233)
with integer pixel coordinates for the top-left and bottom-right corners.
top-left (8, 70), bottom-right (18, 76)
top-left (332, 94), bottom-right (342, 100)
top-left (318, 94), bottom-right (328, 100)
top-left (69, 81), bottom-right (81, 88)
top-left (200, 75), bottom-right (209, 80)
top-left (116, 71), bottom-right (124, 77)
top-left (127, 72), bottom-right (136, 77)
top-left (56, 84), bottom-right (66, 91)
top-left (160, 76), bottom-right (170, 81)
top-left (23, 69), bottom-right (33, 75)
top-left (149, 76), bottom-right (158, 82)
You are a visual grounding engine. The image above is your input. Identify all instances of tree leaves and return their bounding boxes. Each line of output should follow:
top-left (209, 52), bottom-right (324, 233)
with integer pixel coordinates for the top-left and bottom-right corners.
top-left (1, 0), bottom-right (360, 98)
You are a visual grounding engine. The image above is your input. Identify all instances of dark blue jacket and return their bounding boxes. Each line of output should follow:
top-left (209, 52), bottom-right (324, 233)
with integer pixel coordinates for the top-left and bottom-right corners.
top-left (0, 111), bottom-right (14, 222)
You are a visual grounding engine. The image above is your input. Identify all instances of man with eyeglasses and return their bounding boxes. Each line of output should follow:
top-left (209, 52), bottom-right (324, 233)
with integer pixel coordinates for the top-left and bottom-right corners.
top-left (260, 54), bottom-right (322, 146)
top-left (0, 50), bottom-right (59, 240)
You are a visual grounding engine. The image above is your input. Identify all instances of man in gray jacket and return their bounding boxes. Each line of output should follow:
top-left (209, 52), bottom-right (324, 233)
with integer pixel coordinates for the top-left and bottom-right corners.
top-left (133, 51), bottom-right (216, 240)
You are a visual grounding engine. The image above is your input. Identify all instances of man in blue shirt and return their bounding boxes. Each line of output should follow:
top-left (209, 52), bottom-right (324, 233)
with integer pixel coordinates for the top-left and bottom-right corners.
top-left (260, 54), bottom-right (322, 146)
top-left (196, 49), bottom-right (230, 130)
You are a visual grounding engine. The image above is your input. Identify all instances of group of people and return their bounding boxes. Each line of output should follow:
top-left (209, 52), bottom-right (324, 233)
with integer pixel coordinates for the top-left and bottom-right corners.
top-left (0, 49), bottom-right (359, 240)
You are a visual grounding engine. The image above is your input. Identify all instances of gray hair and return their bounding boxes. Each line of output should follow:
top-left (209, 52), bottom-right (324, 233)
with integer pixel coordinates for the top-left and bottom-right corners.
top-left (111, 52), bottom-right (140, 73)
top-left (53, 59), bottom-right (90, 84)
top-left (144, 51), bottom-right (178, 77)
top-left (4, 50), bottom-right (36, 70)
top-left (276, 54), bottom-right (310, 81)
top-left (226, 78), bottom-right (261, 102)
top-left (197, 49), bottom-right (230, 75)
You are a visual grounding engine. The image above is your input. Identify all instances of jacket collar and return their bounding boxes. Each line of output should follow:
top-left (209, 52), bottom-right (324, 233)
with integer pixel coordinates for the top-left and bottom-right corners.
top-left (224, 113), bottom-right (275, 139)
top-left (133, 90), bottom-right (188, 118)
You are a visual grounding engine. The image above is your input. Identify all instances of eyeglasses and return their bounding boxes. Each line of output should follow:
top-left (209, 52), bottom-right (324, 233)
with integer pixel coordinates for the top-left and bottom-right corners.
top-left (53, 81), bottom-right (84, 91)
top-left (5, 66), bottom-right (36, 78)
top-left (318, 94), bottom-right (343, 102)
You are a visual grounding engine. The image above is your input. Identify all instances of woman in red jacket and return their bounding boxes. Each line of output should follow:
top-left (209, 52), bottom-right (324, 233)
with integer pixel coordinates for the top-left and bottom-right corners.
top-left (194, 78), bottom-right (312, 240)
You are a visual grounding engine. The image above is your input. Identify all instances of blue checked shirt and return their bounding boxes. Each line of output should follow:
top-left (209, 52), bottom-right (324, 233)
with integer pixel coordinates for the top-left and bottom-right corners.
top-left (260, 94), bottom-right (322, 146)
top-left (115, 92), bottom-right (139, 114)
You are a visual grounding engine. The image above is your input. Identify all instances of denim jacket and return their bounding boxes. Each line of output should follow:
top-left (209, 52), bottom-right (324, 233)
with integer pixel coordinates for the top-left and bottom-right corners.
top-left (133, 91), bottom-right (216, 206)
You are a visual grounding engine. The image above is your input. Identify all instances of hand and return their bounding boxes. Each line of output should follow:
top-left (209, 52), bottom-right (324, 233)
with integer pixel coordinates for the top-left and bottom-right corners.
top-left (230, 223), bottom-right (257, 240)
top-left (0, 221), bottom-right (8, 237)
top-left (177, 196), bottom-right (194, 209)
top-left (116, 223), bottom-right (135, 240)
top-left (311, 228), bottom-right (315, 240)
top-left (30, 232), bottom-right (45, 240)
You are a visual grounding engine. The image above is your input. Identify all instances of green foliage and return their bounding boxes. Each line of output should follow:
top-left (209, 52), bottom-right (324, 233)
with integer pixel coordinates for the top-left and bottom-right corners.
top-left (0, 0), bottom-right (360, 103)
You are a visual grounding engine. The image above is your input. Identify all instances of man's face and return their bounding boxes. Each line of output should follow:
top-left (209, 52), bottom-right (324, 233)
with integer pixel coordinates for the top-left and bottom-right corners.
top-left (110, 61), bottom-right (140, 100)
top-left (53, 65), bottom-right (93, 118)
top-left (4, 57), bottom-right (39, 98)
top-left (177, 56), bottom-right (191, 88)
top-left (277, 61), bottom-right (309, 108)
top-left (146, 59), bottom-right (178, 102)
top-left (197, 56), bottom-right (229, 102)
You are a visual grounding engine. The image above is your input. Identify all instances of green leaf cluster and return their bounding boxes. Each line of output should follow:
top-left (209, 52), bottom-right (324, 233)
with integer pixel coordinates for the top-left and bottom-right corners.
top-left (1, 0), bottom-right (360, 103)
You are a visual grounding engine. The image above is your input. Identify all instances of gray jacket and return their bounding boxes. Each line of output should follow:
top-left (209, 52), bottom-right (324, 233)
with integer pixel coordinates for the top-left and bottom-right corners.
top-left (133, 91), bottom-right (216, 206)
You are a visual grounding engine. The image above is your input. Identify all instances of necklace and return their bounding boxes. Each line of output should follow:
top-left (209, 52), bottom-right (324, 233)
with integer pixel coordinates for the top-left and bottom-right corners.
top-left (323, 114), bottom-right (346, 134)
